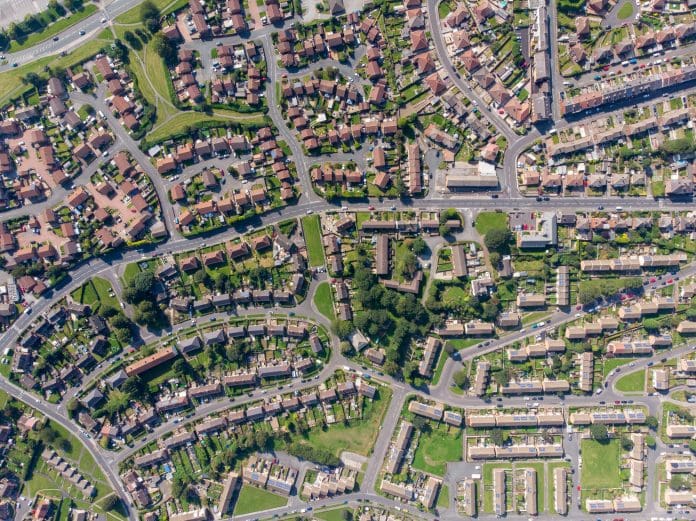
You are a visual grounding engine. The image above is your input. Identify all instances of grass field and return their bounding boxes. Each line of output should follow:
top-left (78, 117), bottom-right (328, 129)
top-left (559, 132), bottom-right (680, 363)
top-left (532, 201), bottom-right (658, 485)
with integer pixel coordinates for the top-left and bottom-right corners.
top-left (70, 277), bottom-right (118, 313)
top-left (8, 4), bottom-right (98, 52)
top-left (302, 387), bottom-right (391, 456)
top-left (115, 0), bottom-right (188, 24)
top-left (617, 1), bottom-right (634, 20)
top-left (602, 358), bottom-right (636, 378)
top-left (580, 439), bottom-right (621, 490)
top-left (615, 369), bottom-right (645, 393)
top-left (301, 215), bottom-right (325, 267)
top-left (475, 212), bottom-right (507, 235)
top-left (232, 485), bottom-right (287, 516)
top-left (315, 508), bottom-right (353, 521)
top-left (313, 282), bottom-right (335, 320)
top-left (412, 424), bottom-right (463, 475)
top-left (146, 110), bottom-right (266, 143)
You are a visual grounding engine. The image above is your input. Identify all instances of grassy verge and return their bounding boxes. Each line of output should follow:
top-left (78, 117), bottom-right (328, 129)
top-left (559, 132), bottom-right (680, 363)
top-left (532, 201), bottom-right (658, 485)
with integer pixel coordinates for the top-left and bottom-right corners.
top-left (313, 282), bottom-right (335, 320)
top-left (232, 485), bottom-right (287, 516)
top-left (8, 5), bottom-right (98, 52)
top-left (301, 214), bottom-right (325, 267)
top-left (475, 211), bottom-right (508, 235)
top-left (615, 368), bottom-right (645, 393)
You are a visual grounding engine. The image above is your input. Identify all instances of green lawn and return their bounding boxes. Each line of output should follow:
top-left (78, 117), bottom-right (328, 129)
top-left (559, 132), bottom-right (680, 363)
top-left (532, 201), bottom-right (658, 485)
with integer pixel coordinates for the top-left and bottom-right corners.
top-left (301, 215), bottom-right (325, 267)
top-left (146, 110), bottom-right (267, 144)
top-left (580, 439), bottom-right (621, 490)
top-left (315, 508), bottom-right (353, 521)
top-left (412, 424), bottom-right (463, 475)
top-left (115, 0), bottom-right (188, 24)
top-left (615, 368), bottom-right (645, 393)
top-left (302, 387), bottom-right (391, 457)
top-left (8, 4), bottom-right (98, 52)
top-left (475, 212), bottom-right (508, 235)
top-left (602, 358), bottom-right (636, 378)
top-left (232, 485), bottom-right (287, 516)
top-left (70, 277), bottom-right (118, 313)
top-left (616, 1), bottom-right (634, 20)
top-left (313, 282), bottom-right (335, 320)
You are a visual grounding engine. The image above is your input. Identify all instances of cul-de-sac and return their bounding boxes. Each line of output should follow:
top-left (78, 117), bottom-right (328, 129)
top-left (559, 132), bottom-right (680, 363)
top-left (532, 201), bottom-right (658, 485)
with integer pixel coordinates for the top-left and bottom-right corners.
top-left (0, 1), bottom-right (696, 521)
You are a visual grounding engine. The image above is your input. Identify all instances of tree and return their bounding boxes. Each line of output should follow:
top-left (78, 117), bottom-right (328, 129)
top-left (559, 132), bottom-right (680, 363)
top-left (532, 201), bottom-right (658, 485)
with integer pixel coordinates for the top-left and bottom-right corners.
top-left (171, 475), bottom-right (185, 498)
top-left (645, 415), bottom-right (659, 430)
top-left (444, 342), bottom-right (456, 357)
top-left (140, 1), bottom-right (161, 30)
top-left (39, 425), bottom-right (57, 444)
top-left (331, 319), bottom-right (353, 340)
top-left (642, 318), bottom-right (660, 332)
top-left (339, 341), bottom-right (354, 356)
top-left (669, 474), bottom-right (686, 491)
top-left (484, 228), bottom-right (512, 254)
top-left (620, 435), bottom-right (634, 451)
top-left (152, 33), bottom-right (177, 66)
top-left (410, 237), bottom-right (427, 255)
top-left (66, 398), bottom-right (79, 418)
top-left (172, 359), bottom-right (188, 379)
top-left (590, 424), bottom-right (609, 443)
top-left (124, 270), bottom-right (155, 303)
top-left (689, 439), bottom-right (696, 454)
top-left (411, 416), bottom-right (430, 433)
top-left (134, 300), bottom-right (163, 327)
top-left (99, 494), bottom-right (119, 511)
top-left (453, 369), bottom-right (470, 390)
top-left (490, 429), bottom-right (508, 446)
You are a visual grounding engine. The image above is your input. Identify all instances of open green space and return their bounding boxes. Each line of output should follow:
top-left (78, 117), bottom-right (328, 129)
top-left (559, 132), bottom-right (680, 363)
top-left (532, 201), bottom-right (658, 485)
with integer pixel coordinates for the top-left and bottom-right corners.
top-left (615, 369), bottom-right (645, 393)
top-left (602, 358), bottom-right (636, 378)
top-left (301, 215), bottom-right (326, 267)
top-left (412, 424), bottom-right (463, 475)
top-left (302, 388), bottom-right (391, 457)
top-left (616, 1), bottom-right (635, 20)
top-left (314, 508), bottom-right (353, 521)
top-left (475, 212), bottom-right (508, 235)
top-left (580, 439), bottom-right (621, 490)
top-left (313, 282), bottom-right (335, 320)
top-left (232, 485), bottom-right (287, 516)
top-left (146, 110), bottom-right (267, 144)
top-left (7, 4), bottom-right (98, 52)
top-left (115, 0), bottom-right (188, 24)
top-left (70, 277), bottom-right (118, 313)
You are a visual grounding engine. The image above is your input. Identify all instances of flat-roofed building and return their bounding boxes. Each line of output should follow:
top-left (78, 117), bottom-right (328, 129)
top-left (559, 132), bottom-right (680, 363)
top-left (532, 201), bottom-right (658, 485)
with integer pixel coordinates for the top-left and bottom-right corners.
top-left (653, 367), bottom-right (670, 391)
top-left (126, 347), bottom-right (177, 376)
top-left (578, 352), bottom-right (593, 392)
top-left (385, 421), bottom-right (413, 474)
top-left (217, 472), bottom-right (240, 517)
top-left (613, 497), bottom-right (642, 512)
top-left (459, 479), bottom-right (476, 516)
top-left (664, 489), bottom-right (696, 506)
top-left (375, 235), bottom-right (389, 276)
top-left (408, 400), bottom-right (444, 421)
top-left (380, 479), bottom-right (413, 501)
top-left (501, 380), bottom-right (543, 394)
top-left (467, 414), bottom-right (497, 428)
top-left (554, 467), bottom-right (567, 515)
top-left (586, 499), bottom-right (614, 513)
top-left (422, 476), bottom-right (441, 509)
top-left (418, 336), bottom-right (441, 377)
top-left (524, 469), bottom-right (537, 516)
top-left (666, 424), bottom-right (696, 438)
top-left (493, 468), bottom-right (506, 516)
top-left (472, 361), bottom-right (490, 396)
top-left (170, 508), bottom-right (208, 521)
top-left (516, 294), bottom-right (546, 308)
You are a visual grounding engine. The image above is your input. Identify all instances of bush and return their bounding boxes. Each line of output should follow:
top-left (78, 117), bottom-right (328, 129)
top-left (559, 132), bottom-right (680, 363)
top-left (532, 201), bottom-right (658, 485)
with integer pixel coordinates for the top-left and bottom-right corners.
top-left (287, 442), bottom-right (340, 467)
top-left (590, 424), bottom-right (609, 443)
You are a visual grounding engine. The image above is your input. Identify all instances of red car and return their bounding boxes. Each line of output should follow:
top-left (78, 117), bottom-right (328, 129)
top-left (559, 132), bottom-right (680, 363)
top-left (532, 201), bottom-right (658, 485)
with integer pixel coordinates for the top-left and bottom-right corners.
top-left (603, 65), bottom-right (610, 71)
top-left (667, 278), bottom-right (673, 284)
top-left (650, 277), bottom-right (656, 283)
top-left (368, 205), bottom-right (375, 210)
